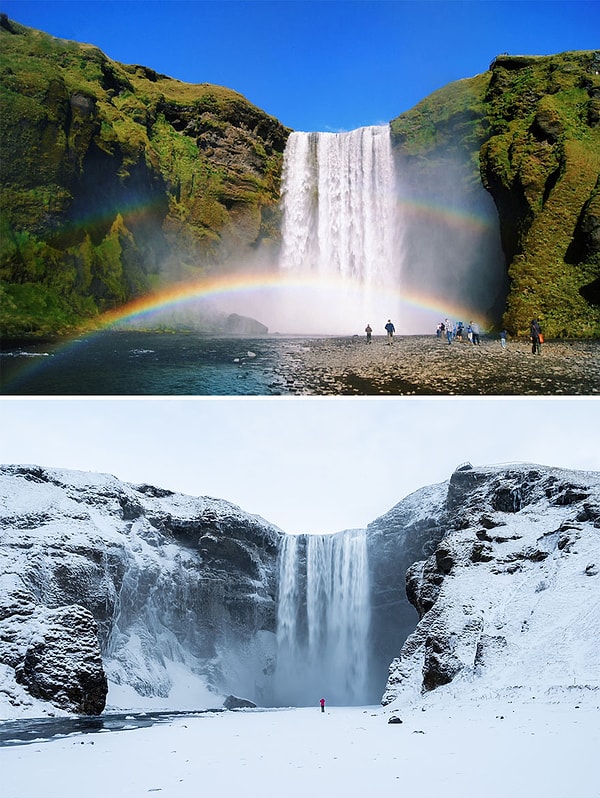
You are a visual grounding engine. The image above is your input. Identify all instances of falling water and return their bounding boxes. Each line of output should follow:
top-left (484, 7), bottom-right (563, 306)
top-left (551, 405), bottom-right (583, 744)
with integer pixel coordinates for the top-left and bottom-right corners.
top-left (277, 125), bottom-right (401, 333)
top-left (274, 530), bottom-right (371, 706)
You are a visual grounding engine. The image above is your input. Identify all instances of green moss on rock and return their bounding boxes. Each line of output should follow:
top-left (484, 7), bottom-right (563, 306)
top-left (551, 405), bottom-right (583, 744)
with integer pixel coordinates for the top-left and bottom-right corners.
top-left (391, 49), bottom-right (600, 338)
top-left (0, 15), bottom-right (290, 336)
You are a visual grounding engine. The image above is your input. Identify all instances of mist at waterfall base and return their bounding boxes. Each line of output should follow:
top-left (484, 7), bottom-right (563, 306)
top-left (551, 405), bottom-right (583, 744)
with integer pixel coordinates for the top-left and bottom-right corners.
top-left (222, 125), bottom-right (505, 336)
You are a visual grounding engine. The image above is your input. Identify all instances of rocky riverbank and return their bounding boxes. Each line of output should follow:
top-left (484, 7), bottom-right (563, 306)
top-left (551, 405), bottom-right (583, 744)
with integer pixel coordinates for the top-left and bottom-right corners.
top-left (267, 335), bottom-right (600, 395)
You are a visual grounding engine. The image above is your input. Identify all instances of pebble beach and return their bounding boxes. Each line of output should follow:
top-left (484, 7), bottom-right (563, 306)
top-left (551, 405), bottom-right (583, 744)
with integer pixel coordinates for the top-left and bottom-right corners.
top-left (267, 335), bottom-right (600, 395)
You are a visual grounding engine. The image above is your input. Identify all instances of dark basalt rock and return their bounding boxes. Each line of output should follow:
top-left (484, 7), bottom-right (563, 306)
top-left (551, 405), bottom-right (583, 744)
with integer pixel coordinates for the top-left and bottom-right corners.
top-left (14, 604), bottom-right (107, 715)
top-left (223, 313), bottom-right (268, 335)
top-left (435, 544), bottom-right (455, 574)
top-left (422, 634), bottom-right (463, 691)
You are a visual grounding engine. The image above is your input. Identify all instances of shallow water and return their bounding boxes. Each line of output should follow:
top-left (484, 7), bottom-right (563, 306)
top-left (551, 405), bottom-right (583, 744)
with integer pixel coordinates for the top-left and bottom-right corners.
top-left (0, 332), bottom-right (291, 395)
top-left (0, 709), bottom-right (222, 747)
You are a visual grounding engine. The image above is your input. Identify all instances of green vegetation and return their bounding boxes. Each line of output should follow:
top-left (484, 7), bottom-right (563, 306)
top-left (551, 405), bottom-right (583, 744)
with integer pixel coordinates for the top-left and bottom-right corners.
top-left (0, 15), bottom-right (289, 336)
top-left (481, 52), bottom-right (600, 337)
top-left (392, 50), bottom-right (600, 338)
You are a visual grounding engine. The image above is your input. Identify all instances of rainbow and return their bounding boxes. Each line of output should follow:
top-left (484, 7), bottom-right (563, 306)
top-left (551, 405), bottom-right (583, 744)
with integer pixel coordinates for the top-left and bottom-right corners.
top-left (96, 270), bottom-right (484, 333)
top-left (397, 198), bottom-right (495, 236)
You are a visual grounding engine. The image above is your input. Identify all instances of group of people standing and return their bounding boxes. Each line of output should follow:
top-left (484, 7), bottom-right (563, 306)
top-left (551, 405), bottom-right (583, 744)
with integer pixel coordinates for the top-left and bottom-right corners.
top-left (365, 317), bottom-right (544, 353)
top-left (437, 319), bottom-right (481, 345)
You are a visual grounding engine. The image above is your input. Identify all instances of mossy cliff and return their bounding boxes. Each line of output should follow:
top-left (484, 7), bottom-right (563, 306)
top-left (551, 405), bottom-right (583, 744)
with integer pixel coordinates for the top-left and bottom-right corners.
top-left (0, 16), bottom-right (289, 336)
top-left (391, 51), bottom-right (600, 337)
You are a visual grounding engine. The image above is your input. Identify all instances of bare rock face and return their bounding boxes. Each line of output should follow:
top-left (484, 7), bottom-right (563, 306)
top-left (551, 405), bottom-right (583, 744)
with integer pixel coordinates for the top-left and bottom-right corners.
top-left (366, 481), bottom-right (449, 693)
top-left (1, 584), bottom-right (107, 714)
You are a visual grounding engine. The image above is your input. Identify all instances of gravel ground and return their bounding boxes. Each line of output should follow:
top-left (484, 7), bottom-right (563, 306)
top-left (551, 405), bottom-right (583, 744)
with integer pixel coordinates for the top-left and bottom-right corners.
top-left (267, 335), bottom-right (600, 395)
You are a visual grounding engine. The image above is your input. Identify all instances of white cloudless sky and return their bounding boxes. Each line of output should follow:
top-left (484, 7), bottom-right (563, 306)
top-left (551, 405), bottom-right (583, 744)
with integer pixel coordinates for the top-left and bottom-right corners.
top-left (1, 397), bottom-right (598, 534)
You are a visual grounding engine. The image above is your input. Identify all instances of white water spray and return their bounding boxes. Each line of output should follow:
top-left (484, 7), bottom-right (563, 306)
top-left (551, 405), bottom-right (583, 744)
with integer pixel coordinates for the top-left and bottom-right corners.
top-left (274, 530), bottom-right (371, 706)
top-left (276, 125), bottom-right (401, 334)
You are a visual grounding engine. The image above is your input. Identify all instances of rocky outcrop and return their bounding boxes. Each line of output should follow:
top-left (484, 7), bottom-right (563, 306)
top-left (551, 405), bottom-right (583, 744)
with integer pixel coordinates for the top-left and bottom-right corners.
top-left (1, 586), bottom-right (107, 714)
top-left (0, 465), bottom-right (283, 714)
top-left (223, 313), bottom-right (269, 335)
top-left (366, 481), bottom-right (449, 694)
top-left (382, 463), bottom-right (600, 704)
top-left (480, 52), bottom-right (600, 337)
top-left (223, 694), bottom-right (257, 710)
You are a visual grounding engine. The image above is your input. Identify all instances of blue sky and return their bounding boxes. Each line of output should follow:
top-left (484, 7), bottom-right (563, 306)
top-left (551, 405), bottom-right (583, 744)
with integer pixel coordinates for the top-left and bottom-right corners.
top-left (2, 0), bottom-right (598, 131)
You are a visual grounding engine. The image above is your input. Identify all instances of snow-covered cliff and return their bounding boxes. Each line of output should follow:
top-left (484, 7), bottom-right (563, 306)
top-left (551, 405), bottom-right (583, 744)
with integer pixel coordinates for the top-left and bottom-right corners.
top-left (0, 465), bottom-right (282, 716)
top-left (382, 463), bottom-right (600, 705)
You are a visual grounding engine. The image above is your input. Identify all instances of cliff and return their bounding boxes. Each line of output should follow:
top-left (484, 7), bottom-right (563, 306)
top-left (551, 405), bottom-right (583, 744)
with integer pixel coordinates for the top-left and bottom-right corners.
top-left (2, 461), bottom-right (598, 717)
top-left (382, 463), bottom-right (600, 705)
top-left (0, 15), bottom-right (289, 337)
top-left (391, 51), bottom-right (600, 337)
top-left (0, 464), bottom-right (282, 714)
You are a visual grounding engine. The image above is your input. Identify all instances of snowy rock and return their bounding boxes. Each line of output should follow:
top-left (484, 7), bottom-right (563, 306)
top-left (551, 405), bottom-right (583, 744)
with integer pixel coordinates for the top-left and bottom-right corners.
top-left (382, 463), bottom-right (600, 704)
top-left (0, 465), bottom-right (283, 716)
top-left (223, 694), bottom-right (257, 709)
top-left (14, 604), bottom-right (107, 714)
top-left (366, 480), bottom-right (449, 692)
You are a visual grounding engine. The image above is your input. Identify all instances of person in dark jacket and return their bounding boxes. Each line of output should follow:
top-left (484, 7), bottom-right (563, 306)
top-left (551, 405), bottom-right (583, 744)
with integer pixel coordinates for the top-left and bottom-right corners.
top-left (384, 320), bottom-right (395, 345)
top-left (320, 697), bottom-right (326, 713)
top-left (530, 319), bottom-right (542, 354)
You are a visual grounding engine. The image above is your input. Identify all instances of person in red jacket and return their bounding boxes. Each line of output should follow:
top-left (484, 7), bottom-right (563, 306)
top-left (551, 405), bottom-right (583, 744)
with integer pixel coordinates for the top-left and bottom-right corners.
top-left (320, 698), bottom-right (325, 713)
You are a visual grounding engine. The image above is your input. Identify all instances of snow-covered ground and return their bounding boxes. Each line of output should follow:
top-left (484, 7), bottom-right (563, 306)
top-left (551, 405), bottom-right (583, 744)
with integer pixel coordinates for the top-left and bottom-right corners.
top-left (2, 689), bottom-right (598, 798)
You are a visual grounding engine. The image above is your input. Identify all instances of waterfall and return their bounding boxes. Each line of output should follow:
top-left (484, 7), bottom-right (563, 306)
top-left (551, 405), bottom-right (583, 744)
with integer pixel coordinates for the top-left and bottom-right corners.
top-left (274, 530), bottom-right (371, 706)
top-left (277, 125), bottom-right (400, 334)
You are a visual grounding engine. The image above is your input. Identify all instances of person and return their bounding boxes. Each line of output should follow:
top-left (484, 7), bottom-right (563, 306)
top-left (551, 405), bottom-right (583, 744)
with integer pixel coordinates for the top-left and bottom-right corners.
top-left (445, 318), bottom-right (453, 344)
top-left (471, 321), bottom-right (481, 345)
top-left (466, 323), bottom-right (473, 344)
top-left (456, 321), bottom-right (464, 342)
top-left (365, 323), bottom-right (372, 344)
top-left (530, 319), bottom-right (542, 354)
top-left (499, 329), bottom-right (507, 349)
top-left (384, 319), bottom-right (395, 345)
top-left (320, 697), bottom-right (325, 713)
